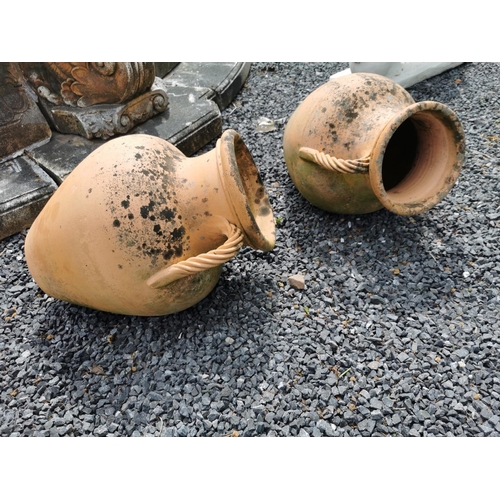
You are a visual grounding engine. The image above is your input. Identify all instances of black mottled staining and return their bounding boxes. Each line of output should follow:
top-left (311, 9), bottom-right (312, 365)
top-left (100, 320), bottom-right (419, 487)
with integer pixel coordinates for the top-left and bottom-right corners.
top-left (159, 208), bottom-right (176, 221)
top-left (153, 224), bottom-right (162, 236)
top-left (128, 213), bottom-right (134, 220)
top-left (345, 110), bottom-right (359, 122)
top-left (328, 122), bottom-right (338, 142)
top-left (140, 199), bottom-right (156, 219)
top-left (88, 188), bottom-right (92, 194)
top-left (118, 264), bottom-right (123, 269)
top-left (121, 199), bottom-right (130, 209)
top-left (113, 219), bottom-right (121, 227)
top-left (171, 226), bottom-right (185, 241)
top-left (163, 248), bottom-right (174, 260)
top-left (135, 153), bottom-right (142, 160)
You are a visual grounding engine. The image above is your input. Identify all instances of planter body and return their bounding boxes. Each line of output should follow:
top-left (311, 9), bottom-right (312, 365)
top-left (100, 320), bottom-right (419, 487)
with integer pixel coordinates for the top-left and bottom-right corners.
top-left (25, 130), bottom-right (275, 316)
top-left (283, 73), bottom-right (466, 215)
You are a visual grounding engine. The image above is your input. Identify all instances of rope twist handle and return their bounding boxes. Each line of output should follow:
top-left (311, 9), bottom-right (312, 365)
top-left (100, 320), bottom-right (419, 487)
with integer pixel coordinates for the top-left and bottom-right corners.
top-left (147, 221), bottom-right (244, 289)
top-left (299, 147), bottom-right (370, 174)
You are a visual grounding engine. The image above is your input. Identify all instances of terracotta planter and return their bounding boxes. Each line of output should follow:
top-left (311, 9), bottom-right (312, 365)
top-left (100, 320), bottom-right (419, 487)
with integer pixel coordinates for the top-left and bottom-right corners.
top-left (25, 130), bottom-right (275, 316)
top-left (283, 72), bottom-right (466, 215)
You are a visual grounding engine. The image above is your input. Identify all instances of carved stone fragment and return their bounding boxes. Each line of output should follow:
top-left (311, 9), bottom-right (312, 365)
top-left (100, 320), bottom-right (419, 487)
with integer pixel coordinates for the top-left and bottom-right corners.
top-left (0, 63), bottom-right (51, 161)
top-left (18, 63), bottom-right (169, 140)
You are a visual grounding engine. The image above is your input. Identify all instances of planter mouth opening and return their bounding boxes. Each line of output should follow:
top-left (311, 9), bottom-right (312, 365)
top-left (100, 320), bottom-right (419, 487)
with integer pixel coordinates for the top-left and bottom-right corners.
top-left (217, 129), bottom-right (275, 251)
top-left (370, 101), bottom-right (465, 216)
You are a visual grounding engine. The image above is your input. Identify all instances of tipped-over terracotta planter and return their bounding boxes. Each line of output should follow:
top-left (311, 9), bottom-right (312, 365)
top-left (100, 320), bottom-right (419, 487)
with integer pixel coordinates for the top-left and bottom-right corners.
top-left (25, 130), bottom-right (275, 316)
top-left (283, 72), bottom-right (466, 215)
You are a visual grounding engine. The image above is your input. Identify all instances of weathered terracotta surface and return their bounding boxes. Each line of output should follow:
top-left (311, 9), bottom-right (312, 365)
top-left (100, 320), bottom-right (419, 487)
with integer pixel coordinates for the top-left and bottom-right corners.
top-left (283, 72), bottom-right (466, 215)
top-left (24, 130), bottom-right (275, 316)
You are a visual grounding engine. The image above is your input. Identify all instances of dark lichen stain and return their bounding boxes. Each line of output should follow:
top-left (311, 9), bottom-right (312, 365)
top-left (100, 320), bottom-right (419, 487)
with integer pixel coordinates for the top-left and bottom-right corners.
top-left (259, 206), bottom-right (271, 216)
top-left (153, 224), bottom-right (162, 235)
top-left (140, 200), bottom-right (155, 219)
top-left (121, 199), bottom-right (130, 209)
top-left (149, 215), bottom-right (156, 221)
top-left (345, 110), bottom-right (359, 122)
top-left (127, 213), bottom-right (134, 220)
top-left (135, 153), bottom-right (142, 160)
top-left (202, 198), bottom-right (208, 203)
top-left (135, 146), bottom-right (145, 150)
top-left (118, 264), bottom-right (123, 269)
top-left (174, 245), bottom-right (183, 257)
top-left (88, 188), bottom-right (92, 194)
top-left (113, 219), bottom-right (121, 228)
top-left (163, 249), bottom-right (174, 260)
top-left (171, 226), bottom-right (186, 242)
top-left (159, 208), bottom-right (176, 221)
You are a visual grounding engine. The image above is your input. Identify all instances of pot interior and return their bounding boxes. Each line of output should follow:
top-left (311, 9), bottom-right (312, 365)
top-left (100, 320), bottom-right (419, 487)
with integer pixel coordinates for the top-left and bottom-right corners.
top-left (220, 131), bottom-right (276, 250)
top-left (382, 118), bottom-right (419, 191)
top-left (375, 106), bottom-right (464, 215)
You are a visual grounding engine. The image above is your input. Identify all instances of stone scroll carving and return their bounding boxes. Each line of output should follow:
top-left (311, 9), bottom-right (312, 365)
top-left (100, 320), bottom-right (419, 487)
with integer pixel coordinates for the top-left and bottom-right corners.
top-left (18, 63), bottom-right (169, 140)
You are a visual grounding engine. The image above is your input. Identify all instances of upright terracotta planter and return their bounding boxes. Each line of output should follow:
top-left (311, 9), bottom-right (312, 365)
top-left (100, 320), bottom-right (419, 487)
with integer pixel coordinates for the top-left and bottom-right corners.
top-left (283, 73), bottom-right (466, 215)
top-left (25, 130), bottom-right (275, 316)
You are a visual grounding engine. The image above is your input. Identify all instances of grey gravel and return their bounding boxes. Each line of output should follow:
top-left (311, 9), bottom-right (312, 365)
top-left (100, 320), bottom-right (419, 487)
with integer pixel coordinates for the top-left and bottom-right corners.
top-left (1, 63), bottom-right (500, 437)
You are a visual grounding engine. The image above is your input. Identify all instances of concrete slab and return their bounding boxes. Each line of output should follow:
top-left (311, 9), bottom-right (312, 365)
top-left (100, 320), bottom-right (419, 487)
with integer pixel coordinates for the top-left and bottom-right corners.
top-left (0, 155), bottom-right (57, 240)
top-left (164, 62), bottom-right (251, 110)
top-left (132, 85), bottom-right (222, 157)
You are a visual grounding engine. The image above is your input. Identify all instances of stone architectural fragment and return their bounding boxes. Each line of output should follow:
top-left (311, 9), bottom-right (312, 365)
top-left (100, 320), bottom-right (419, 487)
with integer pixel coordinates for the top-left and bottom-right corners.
top-left (0, 63), bottom-right (51, 160)
top-left (19, 63), bottom-right (169, 140)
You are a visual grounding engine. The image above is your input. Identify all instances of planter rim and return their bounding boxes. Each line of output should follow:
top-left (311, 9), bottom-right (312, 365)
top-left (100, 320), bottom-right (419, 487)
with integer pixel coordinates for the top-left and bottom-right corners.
top-left (217, 129), bottom-right (275, 251)
top-left (369, 101), bottom-right (466, 216)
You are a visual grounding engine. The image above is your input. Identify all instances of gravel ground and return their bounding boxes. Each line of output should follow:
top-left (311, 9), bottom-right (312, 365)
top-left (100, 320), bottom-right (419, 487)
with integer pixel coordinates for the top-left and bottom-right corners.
top-left (1, 62), bottom-right (499, 437)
